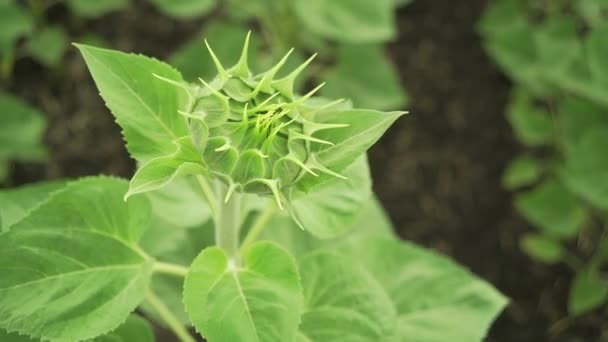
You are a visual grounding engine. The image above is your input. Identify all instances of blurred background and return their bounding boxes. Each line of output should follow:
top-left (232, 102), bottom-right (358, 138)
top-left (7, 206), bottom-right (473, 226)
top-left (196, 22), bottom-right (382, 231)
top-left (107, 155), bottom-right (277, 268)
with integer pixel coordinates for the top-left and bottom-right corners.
top-left (1, 0), bottom-right (608, 341)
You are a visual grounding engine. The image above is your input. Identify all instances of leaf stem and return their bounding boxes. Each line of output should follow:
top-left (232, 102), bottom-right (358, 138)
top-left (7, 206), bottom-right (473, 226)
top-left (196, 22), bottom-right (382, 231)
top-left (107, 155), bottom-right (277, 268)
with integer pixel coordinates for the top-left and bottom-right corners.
top-left (144, 290), bottom-right (195, 342)
top-left (240, 203), bottom-right (278, 253)
top-left (196, 175), bottom-right (218, 218)
top-left (214, 183), bottom-right (243, 262)
top-left (153, 262), bottom-right (189, 277)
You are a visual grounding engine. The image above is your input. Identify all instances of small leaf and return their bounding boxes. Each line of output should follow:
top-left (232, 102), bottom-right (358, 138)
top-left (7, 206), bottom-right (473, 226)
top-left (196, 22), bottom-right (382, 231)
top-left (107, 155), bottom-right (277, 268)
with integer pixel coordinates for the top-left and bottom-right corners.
top-left (126, 137), bottom-right (204, 198)
top-left (507, 89), bottom-right (554, 146)
top-left (0, 2), bottom-right (32, 52)
top-left (0, 177), bottom-right (153, 341)
top-left (534, 16), bottom-right (581, 76)
top-left (66, 0), bottom-right (129, 18)
top-left (559, 97), bottom-right (608, 154)
top-left (502, 156), bottom-right (542, 190)
top-left (290, 155), bottom-right (372, 238)
top-left (0, 179), bottom-right (66, 232)
top-left (310, 109), bottom-right (404, 172)
top-left (77, 44), bottom-right (189, 162)
top-left (335, 235), bottom-right (508, 341)
top-left (298, 251), bottom-right (397, 341)
top-left (94, 314), bottom-right (155, 342)
top-left (520, 233), bottom-right (564, 263)
top-left (149, 0), bottom-right (216, 19)
top-left (322, 44), bottom-right (407, 110)
top-left (293, 0), bottom-right (396, 43)
top-left (515, 180), bottom-right (588, 239)
top-left (26, 26), bottom-right (68, 68)
top-left (568, 268), bottom-right (608, 316)
top-left (184, 242), bottom-right (303, 342)
top-left (0, 92), bottom-right (47, 162)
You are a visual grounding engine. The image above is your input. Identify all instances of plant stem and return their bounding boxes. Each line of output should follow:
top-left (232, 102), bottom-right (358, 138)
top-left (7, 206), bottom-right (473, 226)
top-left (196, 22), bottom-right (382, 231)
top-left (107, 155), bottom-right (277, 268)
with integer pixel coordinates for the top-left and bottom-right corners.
top-left (240, 203), bottom-right (278, 253)
top-left (145, 290), bottom-right (195, 342)
top-left (214, 182), bottom-right (243, 262)
top-left (196, 175), bottom-right (218, 218)
top-left (153, 262), bottom-right (189, 277)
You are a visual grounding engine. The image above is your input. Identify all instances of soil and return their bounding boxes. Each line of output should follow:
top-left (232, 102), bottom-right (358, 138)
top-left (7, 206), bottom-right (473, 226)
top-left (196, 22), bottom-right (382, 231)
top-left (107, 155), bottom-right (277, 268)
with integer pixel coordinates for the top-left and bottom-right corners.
top-left (4, 0), bottom-right (607, 341)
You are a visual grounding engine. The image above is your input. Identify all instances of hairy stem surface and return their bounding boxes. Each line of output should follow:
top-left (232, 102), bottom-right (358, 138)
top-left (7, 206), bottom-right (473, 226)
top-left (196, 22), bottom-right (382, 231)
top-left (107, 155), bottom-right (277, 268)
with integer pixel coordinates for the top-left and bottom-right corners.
top-left (153, 262), bottom-right (189, 277)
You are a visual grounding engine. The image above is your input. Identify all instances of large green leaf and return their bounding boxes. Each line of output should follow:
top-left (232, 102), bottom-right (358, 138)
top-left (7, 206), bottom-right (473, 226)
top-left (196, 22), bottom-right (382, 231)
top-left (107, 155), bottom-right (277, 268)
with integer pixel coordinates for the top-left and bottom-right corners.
top-left (77, 45), bottom-right (189, 162)
top-left (184, 242), bottom-right (303, 342)
top-left (335, 235), bottom-right (507, 341)
top-left (126, 137), bottom-right (204, 198)
top-left (94, 314), bottom-right (155, 342)
top-left (0, 179), bottom-right (66, 232)
top-left (26, 26), bottom-right (68, 68)
top-left (290, 155), bottom-right (372, 238)
top-left (310, 109), bottom-right (404, 172)
top-left (0, 2), bottom-right (32, 52)
top-left (561, 128), bottom-right (608, 210)
top-left (297, 251), bottom-right (397, 341)
top-left (322, 44), bottom-right (407, 110)
top-left (150, 0), bottom-right (216, 19)
top-left (293, 0), bottom-right (396, 43)
top-left (0, 177), bottom-right (153, 341)
top-left (66, 0), bottom-right (129, 18)
top-left (0, 92), bottom-right (47, 162)
top-left (515, 179), bottom-right (588, 239)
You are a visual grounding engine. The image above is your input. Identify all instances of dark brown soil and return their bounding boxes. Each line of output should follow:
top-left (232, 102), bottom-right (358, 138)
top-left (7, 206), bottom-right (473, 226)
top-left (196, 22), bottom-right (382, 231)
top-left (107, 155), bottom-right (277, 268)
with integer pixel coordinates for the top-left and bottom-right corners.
top-left (4, 0), bottom-right (607, 341)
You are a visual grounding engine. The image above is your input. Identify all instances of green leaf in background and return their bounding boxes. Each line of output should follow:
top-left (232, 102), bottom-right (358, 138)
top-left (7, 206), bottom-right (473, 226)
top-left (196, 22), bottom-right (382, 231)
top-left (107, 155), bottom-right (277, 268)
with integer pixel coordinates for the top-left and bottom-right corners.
top-left (336, 235), bottom-right (508, 341)
top-left (290, 155), bottom-right (372, 239)
top-left (478, 0), bottom-right (526, 37)
top-left (559, 97), bottom-right (608, 153)
top-left (0, 93), bottom-right (47, 176)
top-left (568, 268), bottom-right (608, 316)
top-left (561, 128), bottom-right (608, 210)
top-left (575, 0), bottom-right (608, 27)
top-left (170, 21), bottom-right (260, 82)
top-left (309, 109), bottom-right (404, 173)
top-left (293, 0), bottom-right (396, 44)
top-left (520, 233), bottom-right (564, 263)
top-left (507, 89), bottom-right (554, 146)
top-left (0, 177), bottom-right (153, 341)
top-left (0, 1), bottom-right (32, 52)
top-left (150, 0), bottom-right (216, 19)
top-left (184, 242), bottom-right (303, 342)
top-left (323, 44), bottom-right (407, 110)
top-left (0, 329), bottom-right (35, 342)
top-left (77, 44), bottom-right (189, 162)
top-left (25, 26), bottom-right (68, 68)
top-left (502, 155), bottom-right (542, 190)
top-left (126, 137), bottom-right (204, 198)
top-left (534, 16), bottom-right (580, 77)
top-left (585, 24), bottom-right (608, 88)
top-left (66, 0), bottom-right (130, 18)
top-left (515, 179), bottom-right (588, 239)
top-left (94, 314), bottom-right (155, 342)
top-left (0, 179), bottom-right (66, 232)
top-left (297, 251), bottom-right (397, 341)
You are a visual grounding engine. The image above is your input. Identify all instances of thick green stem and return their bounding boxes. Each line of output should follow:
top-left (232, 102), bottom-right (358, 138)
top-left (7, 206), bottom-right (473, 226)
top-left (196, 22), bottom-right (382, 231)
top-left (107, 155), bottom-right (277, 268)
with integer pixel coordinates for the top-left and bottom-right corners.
top-left (241, 203), bottom-right (278, 253)
top-left (145, 290), bottom-right (195, 342)
top-left (214, 182), bottom-right (243, 262)
top-left (153, 262), bottom-right (189, 277)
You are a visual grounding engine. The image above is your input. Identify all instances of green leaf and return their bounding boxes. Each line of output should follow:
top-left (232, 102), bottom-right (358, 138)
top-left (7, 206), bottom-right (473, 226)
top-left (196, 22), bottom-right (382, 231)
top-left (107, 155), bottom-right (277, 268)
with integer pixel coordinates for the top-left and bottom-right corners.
top-left (297, 251), bottom-right (397, 341)
top-left (126, 137), bottom-right (204, 198)
top-left (0, 177), bottom-right (153, 341)
top-left (507, 89), bottom-right (553, 146)
top-left (568, 268), bottom-right (608, 316)
top-left (515, 180), bottom-right (588, 239)
top-left (322, 44), bottom-right (407, 110)
top-left (77, 44), bottom-right (189, 162)
top-left (534, 16), bottom-right (581, 77)
top-left (184, 242), bottom-right (303, 342)
top-left (586, 24), bottom-right (608, 87)
top-left (293, 0), bottom-right (396, 43)
top-left (311, 109), bottom-right (404, 172)
top-left (0, 329), bottom-right (36, 342)
top-left (290, 155), bottom-right (372, 238)
top-left (0, 2), bottom-right (32, 52)
top-left (150, 0), bottom-right (216, 19)
top-left (335, 235), bottom-right (508, 341)
top-left (0, 179), bottom-right (66, 232)
top-left (170, 22), bottom-right (258, 82)
top-left (26, 26), bottom-right (68, 68)
top-left (0, 92), bottom-right (47, 162)
top-left (502, 156), bottom-right (542, 190)
top-left (94, 314), bottom-right (155, 342)
top-left (559, 97), bottom-right (608, 154)
top-left (561, 128), bottom-right (608, 210)
top-left (66, 0), bottom-right (129, 18)
top-left (520, 233), bottom-right (564, 263)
